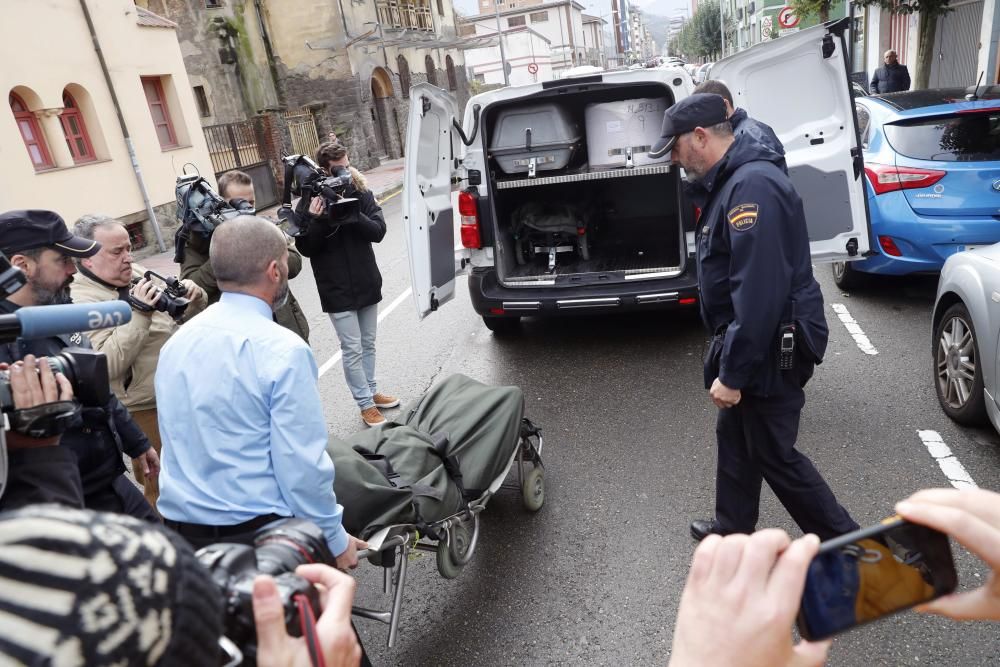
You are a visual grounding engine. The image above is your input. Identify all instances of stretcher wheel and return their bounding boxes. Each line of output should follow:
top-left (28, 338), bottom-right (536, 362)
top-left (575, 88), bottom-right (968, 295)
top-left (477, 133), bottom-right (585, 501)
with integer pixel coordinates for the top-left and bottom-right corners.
top-left (522, 466), bottom-right (544, 512)
top-left (436, 539), bottom-right (462, 579)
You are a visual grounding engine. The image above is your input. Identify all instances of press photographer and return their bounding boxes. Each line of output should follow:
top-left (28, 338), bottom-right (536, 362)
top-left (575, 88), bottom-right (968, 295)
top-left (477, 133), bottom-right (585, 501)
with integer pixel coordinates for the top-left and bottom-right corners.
top-left (0, 209), bottom-right (158, 520)
top-left (289, 143), bottom-right (397, 428)
top-left (69, 214), bottom-right (206, 510)
top-left (176, 169), bottom-right (310, 341)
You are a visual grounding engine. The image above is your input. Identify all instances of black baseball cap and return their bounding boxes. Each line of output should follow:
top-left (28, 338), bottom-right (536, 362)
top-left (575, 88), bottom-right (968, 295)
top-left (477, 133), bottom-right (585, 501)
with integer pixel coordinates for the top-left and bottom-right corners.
top-left (0, 210), bottom-right (100, 258)
top-left (649, 93), bottom-right (729, 159)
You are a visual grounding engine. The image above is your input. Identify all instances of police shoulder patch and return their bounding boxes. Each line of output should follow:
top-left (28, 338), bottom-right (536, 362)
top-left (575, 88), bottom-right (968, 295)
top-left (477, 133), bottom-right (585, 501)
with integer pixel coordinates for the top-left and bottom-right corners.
top-left (727, 203), bottom-right (759, 232)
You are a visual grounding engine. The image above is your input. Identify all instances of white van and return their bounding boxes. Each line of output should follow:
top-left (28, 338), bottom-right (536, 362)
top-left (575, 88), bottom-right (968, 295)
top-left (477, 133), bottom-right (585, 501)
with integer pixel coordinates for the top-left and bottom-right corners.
top-left (403, 19), bottom-right (871, 333)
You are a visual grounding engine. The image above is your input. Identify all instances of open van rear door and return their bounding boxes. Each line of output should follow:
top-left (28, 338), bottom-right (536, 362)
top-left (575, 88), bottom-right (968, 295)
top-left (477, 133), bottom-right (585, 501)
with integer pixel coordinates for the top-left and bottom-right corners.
top-left (403, 83), bottom-right (460, 319)
top-left (710, 18), bottom-right (871, 262)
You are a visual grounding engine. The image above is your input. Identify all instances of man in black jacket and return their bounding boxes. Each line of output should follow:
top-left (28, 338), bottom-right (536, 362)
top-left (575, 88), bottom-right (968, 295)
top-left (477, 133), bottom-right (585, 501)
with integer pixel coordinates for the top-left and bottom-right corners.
top-left (870, 50), bottom-right (911, 94)
top-left (0, 210), bottom-right (158, 520)
top-left (296, 143), bottom-right (398, 427)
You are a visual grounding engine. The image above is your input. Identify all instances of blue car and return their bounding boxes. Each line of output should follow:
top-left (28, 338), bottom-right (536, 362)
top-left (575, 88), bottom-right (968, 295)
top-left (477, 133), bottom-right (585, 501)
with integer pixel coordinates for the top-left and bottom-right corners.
top-left (832, 87), bottom-right (1000, 289)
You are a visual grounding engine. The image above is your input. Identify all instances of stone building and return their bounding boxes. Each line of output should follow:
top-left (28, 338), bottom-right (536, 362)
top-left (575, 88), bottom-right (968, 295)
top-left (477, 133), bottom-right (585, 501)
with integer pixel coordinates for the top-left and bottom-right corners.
top-left (139, 0), bottom-right (475, 176)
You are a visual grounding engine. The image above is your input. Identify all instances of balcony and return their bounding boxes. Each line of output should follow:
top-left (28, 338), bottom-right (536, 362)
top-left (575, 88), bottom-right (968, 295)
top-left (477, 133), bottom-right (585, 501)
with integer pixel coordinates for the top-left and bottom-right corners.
top-left (375, 0), bottom-right (434, 31)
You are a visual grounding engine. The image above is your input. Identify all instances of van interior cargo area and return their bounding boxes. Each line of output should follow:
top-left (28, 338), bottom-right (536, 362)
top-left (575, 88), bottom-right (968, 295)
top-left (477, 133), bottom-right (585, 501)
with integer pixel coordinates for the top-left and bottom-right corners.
top-left (482, 83), bottom-right (687, 286)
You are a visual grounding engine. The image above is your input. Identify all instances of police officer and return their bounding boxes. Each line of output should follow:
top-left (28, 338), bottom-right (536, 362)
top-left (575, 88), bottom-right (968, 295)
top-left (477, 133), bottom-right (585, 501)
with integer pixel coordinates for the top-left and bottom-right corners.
top-left (649, 94), bottom-right (859, 542)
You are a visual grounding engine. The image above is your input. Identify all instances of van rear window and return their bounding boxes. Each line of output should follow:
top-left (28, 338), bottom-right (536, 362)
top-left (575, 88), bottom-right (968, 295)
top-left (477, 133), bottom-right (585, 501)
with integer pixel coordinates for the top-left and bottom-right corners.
top-left (883, 111), bottom-right (1000, 162)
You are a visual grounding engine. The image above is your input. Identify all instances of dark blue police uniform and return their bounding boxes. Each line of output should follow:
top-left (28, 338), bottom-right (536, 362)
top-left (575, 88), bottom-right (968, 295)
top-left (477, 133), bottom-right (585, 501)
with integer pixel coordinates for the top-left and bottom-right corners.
top-left (688, 131), bottom-right (859, 541)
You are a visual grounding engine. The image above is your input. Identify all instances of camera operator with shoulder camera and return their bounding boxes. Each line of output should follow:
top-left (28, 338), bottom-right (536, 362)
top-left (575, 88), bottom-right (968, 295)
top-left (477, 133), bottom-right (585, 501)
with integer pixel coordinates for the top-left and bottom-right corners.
top-left (179, 170), bottom-right (310, 342)
top-left (0, 210), bottom-right (159, 521)
top-left (293, 142), bottom-right (397, 428)
top-left (69, 214), bottom-right (205, 510)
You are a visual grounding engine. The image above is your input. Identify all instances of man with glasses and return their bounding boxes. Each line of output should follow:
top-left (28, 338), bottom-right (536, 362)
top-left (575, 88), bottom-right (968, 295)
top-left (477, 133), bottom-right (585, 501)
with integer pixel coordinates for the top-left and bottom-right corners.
top-left (649, 95), bottom-right (859, 543)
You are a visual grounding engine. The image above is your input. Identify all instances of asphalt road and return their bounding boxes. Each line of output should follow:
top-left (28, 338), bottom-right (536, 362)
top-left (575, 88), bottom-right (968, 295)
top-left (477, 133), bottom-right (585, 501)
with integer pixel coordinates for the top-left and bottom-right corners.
top-left (290, 194), bottom-right (1000, 665)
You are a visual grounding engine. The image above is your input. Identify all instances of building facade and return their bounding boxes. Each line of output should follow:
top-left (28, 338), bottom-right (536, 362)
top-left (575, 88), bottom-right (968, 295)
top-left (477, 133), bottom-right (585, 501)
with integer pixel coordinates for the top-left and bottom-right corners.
top-left (1, 0), bottom-right (213, 251)
top-left (460, 0), bottom-right (590, 79)
top-left (142, 0), bottom-right (474, 173)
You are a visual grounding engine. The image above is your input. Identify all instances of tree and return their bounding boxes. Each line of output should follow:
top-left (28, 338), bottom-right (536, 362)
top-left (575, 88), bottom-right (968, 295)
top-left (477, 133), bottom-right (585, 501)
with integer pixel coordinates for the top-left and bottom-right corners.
top-left (789, 0), bottom-right (834, 23)
top-left (855, 1), bottom-right (954, 90)
top-left (673, 0), bottom-right (733, 61)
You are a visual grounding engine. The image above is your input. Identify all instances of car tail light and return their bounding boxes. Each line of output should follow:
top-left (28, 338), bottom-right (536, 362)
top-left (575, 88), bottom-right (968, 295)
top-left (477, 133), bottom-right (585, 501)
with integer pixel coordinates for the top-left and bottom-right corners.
top-left (457, 190), bottom-right (482, 249)
top-left (864, 163), bottom-right (946, 196)
top-left (879, 235), bottom-right (902, 257)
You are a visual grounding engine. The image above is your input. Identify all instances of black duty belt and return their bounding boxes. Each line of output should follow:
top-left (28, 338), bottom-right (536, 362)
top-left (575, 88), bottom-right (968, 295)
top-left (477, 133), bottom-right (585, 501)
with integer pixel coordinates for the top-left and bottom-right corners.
top-left (163, 513), bottom-right (286, 540)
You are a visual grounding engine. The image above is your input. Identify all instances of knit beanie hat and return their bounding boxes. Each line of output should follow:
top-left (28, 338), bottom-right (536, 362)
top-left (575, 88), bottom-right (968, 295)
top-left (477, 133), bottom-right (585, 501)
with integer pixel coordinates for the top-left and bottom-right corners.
top-left (0, 505), bottom-right (223, 666)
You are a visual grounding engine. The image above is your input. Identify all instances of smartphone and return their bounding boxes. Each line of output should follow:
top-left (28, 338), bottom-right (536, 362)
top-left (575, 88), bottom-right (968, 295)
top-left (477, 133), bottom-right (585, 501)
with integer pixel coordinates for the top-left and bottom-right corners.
top-left (796, 517), bottom-right (958, 641)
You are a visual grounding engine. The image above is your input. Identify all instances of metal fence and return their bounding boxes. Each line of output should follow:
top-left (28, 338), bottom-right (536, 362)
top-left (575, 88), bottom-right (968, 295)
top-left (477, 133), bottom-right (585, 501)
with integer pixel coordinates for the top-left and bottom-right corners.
top-left (202, 120), bottom-right (278, 209)
top-left (284, 109), bottom-right (321, 159)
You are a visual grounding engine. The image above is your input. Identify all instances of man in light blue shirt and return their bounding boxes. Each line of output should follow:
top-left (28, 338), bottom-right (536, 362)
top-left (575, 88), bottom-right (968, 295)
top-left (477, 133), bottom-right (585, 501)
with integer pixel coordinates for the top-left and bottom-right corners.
top-left (155, 216), bottom-right (365, 568)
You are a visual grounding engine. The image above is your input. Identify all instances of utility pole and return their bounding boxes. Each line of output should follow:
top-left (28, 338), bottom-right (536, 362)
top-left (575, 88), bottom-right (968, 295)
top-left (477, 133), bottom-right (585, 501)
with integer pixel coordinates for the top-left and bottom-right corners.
top-left (494, 0), bottom-right (510, 86)
top-left (719, 0), bottom-right (726, 58)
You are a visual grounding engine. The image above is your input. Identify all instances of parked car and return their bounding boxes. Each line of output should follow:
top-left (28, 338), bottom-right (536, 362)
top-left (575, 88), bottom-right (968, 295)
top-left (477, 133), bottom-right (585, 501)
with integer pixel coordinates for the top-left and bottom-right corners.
top-left (851, 81), bottom-right (868, 97)
top-left (694, 62), bottom-right (713, 84)
top-left (932, 244), bottom-right (1000, 430)
top-left (403, 20), bottom-right (871, 333)
top-left (832, 86), bottom-right (1000, 289)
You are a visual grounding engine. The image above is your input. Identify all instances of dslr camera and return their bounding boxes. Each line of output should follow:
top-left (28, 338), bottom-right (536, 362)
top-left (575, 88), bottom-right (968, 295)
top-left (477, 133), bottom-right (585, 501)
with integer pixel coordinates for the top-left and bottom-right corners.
top-left (196, 518), bottom-right (333, 663)
top-left (277, 154), bottom-right (358, 235)
top-left (128, 269), bottom-right (190, 321)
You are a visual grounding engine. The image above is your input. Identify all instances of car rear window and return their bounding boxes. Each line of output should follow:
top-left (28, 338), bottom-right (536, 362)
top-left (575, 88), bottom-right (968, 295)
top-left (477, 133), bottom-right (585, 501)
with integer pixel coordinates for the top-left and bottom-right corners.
top-left (883, 110), bottom-right (1000, 162)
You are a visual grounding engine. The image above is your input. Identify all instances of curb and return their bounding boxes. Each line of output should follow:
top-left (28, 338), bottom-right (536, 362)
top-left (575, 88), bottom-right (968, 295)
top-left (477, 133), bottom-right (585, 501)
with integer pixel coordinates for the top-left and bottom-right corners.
top-left (374, 182), bottom-right (403, 203)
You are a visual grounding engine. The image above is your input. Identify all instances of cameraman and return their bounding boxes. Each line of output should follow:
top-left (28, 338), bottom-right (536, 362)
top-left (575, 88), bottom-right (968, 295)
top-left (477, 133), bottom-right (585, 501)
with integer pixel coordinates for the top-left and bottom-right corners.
top-left (69, 214), bottom-right (206, 510)
top-left (296, 142), bottom-right (397, 428)
top-left (180, 170), bottom-right (310, 342)
top-left (0, 210), bottom-right (159, 521)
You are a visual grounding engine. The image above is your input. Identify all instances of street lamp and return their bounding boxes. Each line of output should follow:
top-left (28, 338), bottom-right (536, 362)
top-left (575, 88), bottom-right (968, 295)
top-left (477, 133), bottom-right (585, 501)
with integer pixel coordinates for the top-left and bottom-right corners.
top-left (493, 0), bottom-right (511, 86)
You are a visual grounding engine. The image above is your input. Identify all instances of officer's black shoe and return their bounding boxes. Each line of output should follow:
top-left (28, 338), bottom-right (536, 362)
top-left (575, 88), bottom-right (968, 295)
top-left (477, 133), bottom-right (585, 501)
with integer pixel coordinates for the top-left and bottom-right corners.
top-left (690, 519), bottom-right (727, 542)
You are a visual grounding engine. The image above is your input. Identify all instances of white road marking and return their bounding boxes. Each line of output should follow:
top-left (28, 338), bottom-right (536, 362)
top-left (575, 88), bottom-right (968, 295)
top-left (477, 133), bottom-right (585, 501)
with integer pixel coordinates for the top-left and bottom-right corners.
top-left (830, 303), bottom-right (878, 355)
top-left (318, 287), bottom-right (414, 377)
top-left (917, 430), bottom-right (978, 489)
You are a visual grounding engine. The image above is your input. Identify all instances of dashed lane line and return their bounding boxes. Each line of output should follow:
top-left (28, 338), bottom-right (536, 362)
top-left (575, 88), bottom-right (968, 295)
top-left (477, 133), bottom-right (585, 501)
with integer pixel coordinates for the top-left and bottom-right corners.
top-left (917, 430), bottom-right (978, 489)
top-left (830, 303), bottom-right (878, 355)
top-left (318, 287), bottom-right (413, 377)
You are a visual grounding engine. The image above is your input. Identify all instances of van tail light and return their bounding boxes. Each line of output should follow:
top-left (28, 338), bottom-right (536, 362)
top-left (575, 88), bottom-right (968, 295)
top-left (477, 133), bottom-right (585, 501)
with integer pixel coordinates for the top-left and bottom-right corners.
top-left (879, 235), bottom-right (902, 257)
top-left (864, 163), bottom-right (946, 196)
top-left (458, 190), bottom-right (481, 249)
top-left (679, 297), bottom-right (697, 305)
top-left (693, 206), bottom-right (702, 223)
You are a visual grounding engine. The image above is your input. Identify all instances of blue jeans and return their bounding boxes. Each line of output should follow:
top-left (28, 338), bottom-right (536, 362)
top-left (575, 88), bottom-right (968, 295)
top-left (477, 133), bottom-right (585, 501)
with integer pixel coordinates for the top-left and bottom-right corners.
top-left (330, 305), bottom-right (378, 410)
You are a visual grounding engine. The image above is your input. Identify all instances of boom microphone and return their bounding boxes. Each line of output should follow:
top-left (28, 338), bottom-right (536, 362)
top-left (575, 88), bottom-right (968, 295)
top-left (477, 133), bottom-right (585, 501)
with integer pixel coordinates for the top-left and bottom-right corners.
top-left (0, 301), bottom-right (132, 343)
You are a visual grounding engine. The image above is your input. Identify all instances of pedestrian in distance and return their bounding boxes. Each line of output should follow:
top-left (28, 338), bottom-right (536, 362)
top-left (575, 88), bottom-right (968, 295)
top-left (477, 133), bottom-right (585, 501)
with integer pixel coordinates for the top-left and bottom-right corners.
top-left (870, 50), bottom-right (911, 94)
top-left (649, 94), bottom-right (860, 543)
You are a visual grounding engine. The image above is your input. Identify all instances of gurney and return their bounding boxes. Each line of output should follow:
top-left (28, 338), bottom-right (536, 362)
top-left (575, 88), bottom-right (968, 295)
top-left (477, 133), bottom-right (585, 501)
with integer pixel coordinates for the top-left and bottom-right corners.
top-left (328, 374), bottom-right (545, 647)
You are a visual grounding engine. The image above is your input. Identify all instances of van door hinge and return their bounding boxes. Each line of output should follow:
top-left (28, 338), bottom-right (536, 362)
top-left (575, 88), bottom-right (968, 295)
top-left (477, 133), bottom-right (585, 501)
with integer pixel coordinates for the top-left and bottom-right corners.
top-left (421, 97), bottom-right (431, 115)
top-left (430, 295), bottom-right (439, 311)
top-left (846, 237), bottom-right (859, 257)
top-left (822, 34), bottom-right (835, 59)
top-left (850, 147), bottom-right (863, 179)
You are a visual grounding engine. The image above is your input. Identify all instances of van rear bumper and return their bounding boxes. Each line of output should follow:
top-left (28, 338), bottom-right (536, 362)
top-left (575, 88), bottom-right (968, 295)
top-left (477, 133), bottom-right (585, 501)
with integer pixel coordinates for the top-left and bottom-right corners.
top-left (468, 267), bottom-right (699, 317)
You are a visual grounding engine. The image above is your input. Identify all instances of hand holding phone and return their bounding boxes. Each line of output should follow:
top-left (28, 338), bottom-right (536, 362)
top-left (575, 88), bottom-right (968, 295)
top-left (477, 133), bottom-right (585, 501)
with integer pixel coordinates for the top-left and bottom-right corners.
top-left (896, 487), bottom-right (1000, 622)
top-left (797, 518), bottom-right (958, 641)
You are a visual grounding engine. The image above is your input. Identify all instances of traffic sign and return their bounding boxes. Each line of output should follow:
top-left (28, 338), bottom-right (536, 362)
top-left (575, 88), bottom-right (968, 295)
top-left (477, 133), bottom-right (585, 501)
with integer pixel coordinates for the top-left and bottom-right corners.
top-left (761, 15), bottom-right (773, 40)
top-left (527, 62), bottom-right (539, 74)
top-left (777, 6), bottom-right (800, 29)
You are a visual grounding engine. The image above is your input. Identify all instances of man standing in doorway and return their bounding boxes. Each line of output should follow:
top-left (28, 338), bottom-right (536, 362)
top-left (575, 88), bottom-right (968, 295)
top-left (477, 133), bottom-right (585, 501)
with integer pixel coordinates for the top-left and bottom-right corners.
top-left (649, 95), bottom-right (860, 542)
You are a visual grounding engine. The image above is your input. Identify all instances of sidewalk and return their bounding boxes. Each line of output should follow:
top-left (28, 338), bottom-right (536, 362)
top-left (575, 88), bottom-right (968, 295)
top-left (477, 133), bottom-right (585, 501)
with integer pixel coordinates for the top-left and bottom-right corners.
top-left (137, 157), bottom-right (405, 275)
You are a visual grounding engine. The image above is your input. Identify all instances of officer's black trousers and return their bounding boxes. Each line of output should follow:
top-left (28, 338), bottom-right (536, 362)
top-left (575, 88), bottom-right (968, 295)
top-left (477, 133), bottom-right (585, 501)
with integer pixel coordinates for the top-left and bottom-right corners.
top-left (714, 364), bottom-right (859, 541)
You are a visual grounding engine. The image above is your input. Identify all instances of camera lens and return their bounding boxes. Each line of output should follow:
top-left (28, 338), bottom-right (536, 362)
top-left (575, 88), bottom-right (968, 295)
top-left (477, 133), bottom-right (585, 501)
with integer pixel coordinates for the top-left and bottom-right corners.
top-left (253, 518), bottom-right (335, 575)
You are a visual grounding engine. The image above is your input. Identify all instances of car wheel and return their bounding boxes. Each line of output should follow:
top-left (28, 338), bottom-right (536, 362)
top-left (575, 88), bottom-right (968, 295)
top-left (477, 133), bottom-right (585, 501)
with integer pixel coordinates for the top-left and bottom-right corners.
top-left (832, 261), bottom-right (868, 290)
top-left (934, 303), bottom-right (987, 425)
top-left (483, 315), bottom-right (521, 335)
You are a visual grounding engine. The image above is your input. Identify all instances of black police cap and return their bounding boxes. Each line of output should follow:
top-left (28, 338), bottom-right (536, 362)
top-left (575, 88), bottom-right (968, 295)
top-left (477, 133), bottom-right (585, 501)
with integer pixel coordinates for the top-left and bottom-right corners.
top-left (0, 210), bottom-right (100, 258)
top-left (649, 93), bottom-right (729, 159)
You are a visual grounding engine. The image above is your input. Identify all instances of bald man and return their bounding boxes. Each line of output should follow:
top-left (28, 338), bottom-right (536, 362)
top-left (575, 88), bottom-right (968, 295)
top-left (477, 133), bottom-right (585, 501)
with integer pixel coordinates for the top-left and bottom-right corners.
top-left (870, 50), bottom-right (910, 94)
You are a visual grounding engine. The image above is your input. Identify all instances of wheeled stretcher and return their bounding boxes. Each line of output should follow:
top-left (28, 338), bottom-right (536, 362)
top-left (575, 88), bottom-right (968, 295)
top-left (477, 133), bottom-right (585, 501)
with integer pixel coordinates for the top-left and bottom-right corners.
top-left (326, 375), bottom-right (545, 647)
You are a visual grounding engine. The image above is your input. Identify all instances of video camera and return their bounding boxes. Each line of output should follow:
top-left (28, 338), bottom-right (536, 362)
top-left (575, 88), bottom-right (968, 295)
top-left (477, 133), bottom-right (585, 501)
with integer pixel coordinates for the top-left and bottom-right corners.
top-left (196, 518), bottom-right (333, 664)
top-left (129, 269), bottom-right (190, 321)
top-left (277, 154), bottom-right (358, 236)
top-left (174, 167), bottom-right (255, 262)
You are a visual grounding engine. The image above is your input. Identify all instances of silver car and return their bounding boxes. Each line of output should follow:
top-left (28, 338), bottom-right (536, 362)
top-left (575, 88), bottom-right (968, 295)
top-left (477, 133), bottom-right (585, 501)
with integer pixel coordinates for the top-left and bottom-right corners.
top-left (933, 244), bottom-right (1000, 430)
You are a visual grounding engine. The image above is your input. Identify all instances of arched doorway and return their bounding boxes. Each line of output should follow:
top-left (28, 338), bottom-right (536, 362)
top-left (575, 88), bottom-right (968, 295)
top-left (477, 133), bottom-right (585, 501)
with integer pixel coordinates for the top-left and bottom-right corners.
top-left (369, 67), bottom-right (395, 158)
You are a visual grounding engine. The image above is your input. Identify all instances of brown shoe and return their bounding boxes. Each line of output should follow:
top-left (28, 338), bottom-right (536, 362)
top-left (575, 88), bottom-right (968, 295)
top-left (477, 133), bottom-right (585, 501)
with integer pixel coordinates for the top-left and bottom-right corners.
top-left (361, 406), bottom-right (386, 427)
top-left (373, 392), bottom-right (400, 409)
